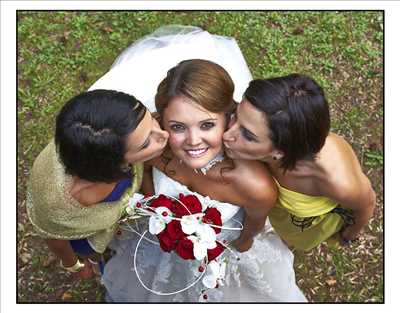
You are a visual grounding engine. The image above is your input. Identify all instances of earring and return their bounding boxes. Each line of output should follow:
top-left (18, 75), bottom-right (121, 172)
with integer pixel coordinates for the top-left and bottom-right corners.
top-left (121, 164), bottom-right (131, 173)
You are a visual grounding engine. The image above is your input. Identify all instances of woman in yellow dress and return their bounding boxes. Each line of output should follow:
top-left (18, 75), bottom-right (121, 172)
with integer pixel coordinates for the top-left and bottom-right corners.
top-left (27, 89), bottom-right (169, 279)
top-left (223, 74), bottom-right (376, 251)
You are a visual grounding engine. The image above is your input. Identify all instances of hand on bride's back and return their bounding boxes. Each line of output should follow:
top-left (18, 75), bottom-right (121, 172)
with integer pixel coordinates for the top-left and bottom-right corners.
top-left (232, 238), bottom-right (254, 253)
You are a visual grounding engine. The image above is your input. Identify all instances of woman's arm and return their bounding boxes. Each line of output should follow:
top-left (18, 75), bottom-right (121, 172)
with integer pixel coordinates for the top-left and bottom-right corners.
top-left (321, 135), bottom-right (376, 242)
top-left (326, 174), bottom-right (376, 242)
top-left (228, 161), bottom-right (278, 252)
top-left (233, 208), bottom-right (272, 252)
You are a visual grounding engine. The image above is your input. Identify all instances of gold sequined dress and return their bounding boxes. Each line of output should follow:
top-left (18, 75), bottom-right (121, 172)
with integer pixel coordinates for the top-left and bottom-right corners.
top-left (26, 140), bottom-right (143, 253)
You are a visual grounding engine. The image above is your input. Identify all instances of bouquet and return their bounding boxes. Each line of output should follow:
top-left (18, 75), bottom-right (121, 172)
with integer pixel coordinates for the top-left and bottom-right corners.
top-left (121, 192), bottom-right (243, 299)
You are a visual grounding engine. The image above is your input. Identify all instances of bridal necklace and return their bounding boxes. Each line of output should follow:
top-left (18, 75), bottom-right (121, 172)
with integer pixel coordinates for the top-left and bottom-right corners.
top-left (194, 151), bottom-right (225, 175)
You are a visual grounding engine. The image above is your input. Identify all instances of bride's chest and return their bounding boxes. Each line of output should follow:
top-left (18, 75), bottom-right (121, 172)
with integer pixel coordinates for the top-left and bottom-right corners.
top-left (170, 171), bottom-right (238, 205)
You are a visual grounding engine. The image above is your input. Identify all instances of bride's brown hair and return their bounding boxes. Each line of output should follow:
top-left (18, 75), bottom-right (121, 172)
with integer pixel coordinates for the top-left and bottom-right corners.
top-left (155, 59), bottom-right (236, 178)
top-left (155, 59), bottom-right (236, 117)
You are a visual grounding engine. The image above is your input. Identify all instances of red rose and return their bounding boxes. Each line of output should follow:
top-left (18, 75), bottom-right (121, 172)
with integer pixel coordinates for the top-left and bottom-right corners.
top-left (166, 220), bottom-right (185, 241)
top-left (176, 238), bottom-right (195, 260)
top-left (157, 230), bottom-right (176, 252)
top-left (151, 195), bottom-right (175, 210)
top-left (203, 207), bottom-right (222, 234)
top-left (173, 194), bottom-right (202, 217)
top-left (207, 242), bottom-right (225, 262)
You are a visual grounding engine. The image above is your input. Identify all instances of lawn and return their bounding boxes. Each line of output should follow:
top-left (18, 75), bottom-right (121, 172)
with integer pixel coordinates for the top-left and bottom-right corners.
top-left (17, 11), bottom-right (383, 302)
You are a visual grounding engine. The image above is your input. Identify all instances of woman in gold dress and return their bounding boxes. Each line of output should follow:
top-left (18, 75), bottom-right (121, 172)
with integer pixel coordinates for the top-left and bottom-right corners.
top-left (27, 89), bottom-right (169, 279)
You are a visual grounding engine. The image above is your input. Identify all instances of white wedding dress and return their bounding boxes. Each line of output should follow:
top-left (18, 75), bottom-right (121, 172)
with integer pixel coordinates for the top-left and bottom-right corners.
top-left (102, 168), bottom-right (306, 302)
top-left (91, 25), bottom-right (306, 302)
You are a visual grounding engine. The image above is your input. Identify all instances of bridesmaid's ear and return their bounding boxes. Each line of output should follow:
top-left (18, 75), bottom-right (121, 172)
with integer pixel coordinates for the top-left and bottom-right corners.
top-left (225, 101), bottom-right (238, 129)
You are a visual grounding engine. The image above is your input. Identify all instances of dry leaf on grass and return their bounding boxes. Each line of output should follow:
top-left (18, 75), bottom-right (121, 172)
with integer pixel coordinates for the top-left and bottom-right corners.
top-left (42, 255), bottom-right (57, 267)
top-left (61, 291), bottom-right (73, 301)
top-left (326, 278), bottom-right (337, 286)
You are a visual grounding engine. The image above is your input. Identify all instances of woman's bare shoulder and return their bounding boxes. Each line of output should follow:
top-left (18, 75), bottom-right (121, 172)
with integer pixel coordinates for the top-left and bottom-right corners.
top-left (224, 159), bottom-right (277, 204)
top-left (324, 134), bottom-right (361, 169)
top-left (70, 179), bottom-right (116, 206)
top-left (318, 133), bottom-right (367, 197)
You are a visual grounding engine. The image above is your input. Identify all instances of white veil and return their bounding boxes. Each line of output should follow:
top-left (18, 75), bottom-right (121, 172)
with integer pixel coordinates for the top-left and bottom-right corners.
top-left (88, 25), bottom-right (253, 112)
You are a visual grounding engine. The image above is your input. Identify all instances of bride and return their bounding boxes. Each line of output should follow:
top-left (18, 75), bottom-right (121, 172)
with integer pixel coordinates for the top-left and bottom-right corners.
top-left (90, 26), bottom-right (306, 302)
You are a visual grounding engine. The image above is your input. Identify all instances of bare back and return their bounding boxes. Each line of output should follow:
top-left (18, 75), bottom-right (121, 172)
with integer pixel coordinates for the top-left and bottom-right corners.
top-left (269, 133), bottom-right (370, 202)
top-left (69, 178), bottom-right (117, 206)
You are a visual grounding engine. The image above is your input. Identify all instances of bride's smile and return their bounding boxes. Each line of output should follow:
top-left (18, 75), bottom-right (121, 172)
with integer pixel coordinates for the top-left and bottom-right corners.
top-left (185, 147), bottom-right (208, 158)
top-left (162, 95), bottom-right (226, 169)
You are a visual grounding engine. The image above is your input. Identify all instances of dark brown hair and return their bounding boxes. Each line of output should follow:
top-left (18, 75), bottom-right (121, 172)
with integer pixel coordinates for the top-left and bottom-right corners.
top-left (55, 89), bottom-right (146, 183)
top-left (244, 74), bottom-right (330, 171)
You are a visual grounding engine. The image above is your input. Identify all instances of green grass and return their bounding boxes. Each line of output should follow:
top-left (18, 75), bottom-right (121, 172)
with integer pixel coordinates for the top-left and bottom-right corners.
top-left (364, 150), bottom-right (384, 168)
top-left (17, 11), bottom-right (383, 303)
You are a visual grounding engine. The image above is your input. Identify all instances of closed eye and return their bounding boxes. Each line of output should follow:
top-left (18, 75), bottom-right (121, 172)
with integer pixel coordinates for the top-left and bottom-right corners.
top-left (140, 137), bottom-right (151, 150)
top-left (240, 127), bottom-right (258, 142)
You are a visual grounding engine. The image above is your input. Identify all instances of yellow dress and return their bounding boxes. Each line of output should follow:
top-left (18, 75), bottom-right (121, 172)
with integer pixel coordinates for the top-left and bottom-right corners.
top-left (26, 140), bottom-right (143, 253)
top-left (269, 179), bottom-right (349, 251)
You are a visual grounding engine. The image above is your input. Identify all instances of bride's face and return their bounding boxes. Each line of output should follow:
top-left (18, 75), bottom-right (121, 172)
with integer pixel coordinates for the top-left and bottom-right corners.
top-left (124, 110), bottom-right (169, 164)
top-left (162, 95), bottom-right (226, 169)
